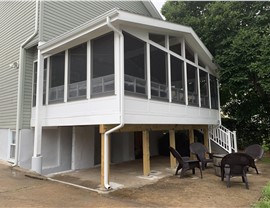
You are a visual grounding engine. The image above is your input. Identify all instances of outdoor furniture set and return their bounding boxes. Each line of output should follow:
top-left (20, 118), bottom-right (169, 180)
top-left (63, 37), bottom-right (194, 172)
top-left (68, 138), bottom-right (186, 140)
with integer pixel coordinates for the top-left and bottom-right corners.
top-left (169, 143), bottom-right (264, 189)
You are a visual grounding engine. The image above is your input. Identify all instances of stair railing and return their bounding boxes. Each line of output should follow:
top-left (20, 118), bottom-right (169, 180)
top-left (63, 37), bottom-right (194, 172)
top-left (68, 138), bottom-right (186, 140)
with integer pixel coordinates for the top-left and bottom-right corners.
top-left (209, 125), bottom-right (237, 153)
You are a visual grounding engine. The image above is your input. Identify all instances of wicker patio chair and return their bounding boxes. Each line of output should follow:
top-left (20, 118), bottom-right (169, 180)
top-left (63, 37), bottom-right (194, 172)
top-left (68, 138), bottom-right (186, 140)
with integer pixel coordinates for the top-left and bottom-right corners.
top-left (190, 142), bottom-right (214, 170)
top-left (169, 147), bottom-right (202, 178)
top-left (220, 153), bottom-right (255, 189)
top-left (244, 144), bottom-right (264, 174)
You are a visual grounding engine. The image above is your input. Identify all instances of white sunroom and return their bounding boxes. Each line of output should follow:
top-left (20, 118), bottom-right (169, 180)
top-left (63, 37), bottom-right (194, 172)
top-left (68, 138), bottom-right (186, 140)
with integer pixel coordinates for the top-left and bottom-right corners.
top-left (30, 9), bottom-right (233, 189)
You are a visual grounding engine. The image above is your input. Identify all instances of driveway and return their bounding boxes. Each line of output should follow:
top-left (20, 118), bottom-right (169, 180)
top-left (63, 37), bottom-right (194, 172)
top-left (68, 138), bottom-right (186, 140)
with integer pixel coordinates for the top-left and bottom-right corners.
top-left (0, 159), bottom-right (270, 207)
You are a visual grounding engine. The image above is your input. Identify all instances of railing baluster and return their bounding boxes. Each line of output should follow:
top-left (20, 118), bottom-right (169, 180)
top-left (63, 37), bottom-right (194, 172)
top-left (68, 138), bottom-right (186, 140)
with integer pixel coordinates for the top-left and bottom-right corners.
top-left (209, 125), bottom-right (237, 153)
top-left (227, 131), bottom-right (232, 153)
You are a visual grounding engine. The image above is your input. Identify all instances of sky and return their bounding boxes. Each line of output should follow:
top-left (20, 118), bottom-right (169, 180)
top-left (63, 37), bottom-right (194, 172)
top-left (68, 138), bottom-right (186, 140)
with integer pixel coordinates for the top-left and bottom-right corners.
top-left (152, 0), bottom-right (166, 12)
top-left (151, 0), bottom-right (166, 18)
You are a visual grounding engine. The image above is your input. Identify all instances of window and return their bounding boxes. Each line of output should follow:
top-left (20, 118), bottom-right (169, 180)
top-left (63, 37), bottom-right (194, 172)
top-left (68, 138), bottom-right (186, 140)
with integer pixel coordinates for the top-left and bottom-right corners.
top-left (169, 36), bottom-right (181, 56)
top-left (9, 130), bottom-right (16, 162)
top-left (149, 33), bottom-right (165, 47)
top-left (49, 51), bottom-right (65, 103)
top-left (68, 43), bottom-right (87, 100)
top-left (199, 70), bottom-right (209, 108)
top-left (185, 43), bottom-right (194, 62)
top-left (187, 64), bottom-right (198, 106)
top-left (91, 32), bottom-right (114, 97)
top-left (124, 32), bottom-right (146, 95)
top-left (150, 45), bottom-right (168, 100)
top-left (210, 75), bottom-right (219, 109)
top-left (171, 55), bottom-right (185, 104)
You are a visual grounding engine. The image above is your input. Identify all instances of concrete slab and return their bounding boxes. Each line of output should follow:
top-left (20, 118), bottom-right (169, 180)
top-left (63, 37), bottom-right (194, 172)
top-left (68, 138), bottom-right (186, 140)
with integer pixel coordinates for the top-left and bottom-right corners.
top-left (47, 156), bottom-right (175, 192)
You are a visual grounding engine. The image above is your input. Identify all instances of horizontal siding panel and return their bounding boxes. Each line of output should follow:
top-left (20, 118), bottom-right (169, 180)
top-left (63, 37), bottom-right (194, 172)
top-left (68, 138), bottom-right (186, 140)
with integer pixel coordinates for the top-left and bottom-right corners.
top-left (0, 1), bottom-right (35, 129)
top-left (43, 1), bottom-right (151, 41)
top-left (22, 48), bottom-right (36, 128)
top-left (0, 1), bottom-right (152, 129)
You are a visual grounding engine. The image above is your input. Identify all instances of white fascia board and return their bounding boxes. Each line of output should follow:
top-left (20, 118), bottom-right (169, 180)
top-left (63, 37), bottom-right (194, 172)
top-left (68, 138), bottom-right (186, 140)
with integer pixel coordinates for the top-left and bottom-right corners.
top-left (118, 10), bottom-right (191, 34)
top-left (142, 0), bottom-right (163, 19)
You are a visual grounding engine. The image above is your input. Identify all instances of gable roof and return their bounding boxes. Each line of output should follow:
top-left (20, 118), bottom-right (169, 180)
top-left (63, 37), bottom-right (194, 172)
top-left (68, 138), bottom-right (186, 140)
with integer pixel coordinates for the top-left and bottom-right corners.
top-left (39, 9), bottom-right (217, 70)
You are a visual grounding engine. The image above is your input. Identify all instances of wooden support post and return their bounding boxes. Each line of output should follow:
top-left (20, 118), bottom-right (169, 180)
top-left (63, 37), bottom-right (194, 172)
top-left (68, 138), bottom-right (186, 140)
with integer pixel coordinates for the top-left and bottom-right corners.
top-left (204, 126), bottom-right (209, 150)
top-left (100, 132), bottom-right (104, 187)
top-left (142, 130), bottom-right (150, 176)
top-left (169, 130), bottom-right (176, 169)
top-left (189, 127), bottom-right (195, 144)
top-left (189, 127), bottom-right (196, 160)
top-left (100, 124), bottom-right (111, 188)
top-left (100, 132), bottom-right (110, 188)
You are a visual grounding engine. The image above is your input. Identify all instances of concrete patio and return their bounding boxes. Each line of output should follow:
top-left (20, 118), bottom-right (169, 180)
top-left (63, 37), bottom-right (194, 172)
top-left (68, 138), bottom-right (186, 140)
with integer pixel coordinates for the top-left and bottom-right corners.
top-left (47, 156), bottom-right (194, 192)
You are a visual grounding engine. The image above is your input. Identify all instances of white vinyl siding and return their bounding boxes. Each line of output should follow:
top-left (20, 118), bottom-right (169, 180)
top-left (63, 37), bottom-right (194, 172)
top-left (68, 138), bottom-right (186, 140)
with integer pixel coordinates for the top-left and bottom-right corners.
top-left (0, 1), bottom-right (36, 129)
top-left (42, 1), bottom-right (151, 41)
top-left (22, 48), bottom-right (37, 128)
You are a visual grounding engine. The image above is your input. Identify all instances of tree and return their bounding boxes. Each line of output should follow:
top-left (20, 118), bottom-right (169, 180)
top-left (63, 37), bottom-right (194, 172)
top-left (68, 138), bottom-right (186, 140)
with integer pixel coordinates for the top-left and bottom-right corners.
top-left (162, 1), bottom-right (270, 148)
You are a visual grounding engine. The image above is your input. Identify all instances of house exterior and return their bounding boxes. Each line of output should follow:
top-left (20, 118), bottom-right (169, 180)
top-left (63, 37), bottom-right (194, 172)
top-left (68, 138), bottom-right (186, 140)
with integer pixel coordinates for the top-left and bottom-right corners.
top-left (0, 0), bottom-right (236, 189)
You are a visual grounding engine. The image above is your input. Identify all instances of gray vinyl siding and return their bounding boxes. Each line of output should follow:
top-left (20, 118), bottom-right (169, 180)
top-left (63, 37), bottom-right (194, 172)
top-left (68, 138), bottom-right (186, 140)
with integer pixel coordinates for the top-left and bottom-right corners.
top-left (0, 1), bottom-right (36, 129)
top-left (42, 1), bottom-right (151, 41)
top-left (0, 1), bottom-right (152, 129)
top-left (21, 47), bottom-right (37, 129)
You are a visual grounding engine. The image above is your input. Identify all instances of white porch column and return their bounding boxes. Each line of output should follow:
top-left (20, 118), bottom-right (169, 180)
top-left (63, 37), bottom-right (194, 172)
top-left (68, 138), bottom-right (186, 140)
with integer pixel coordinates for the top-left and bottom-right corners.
top-left (206, 66), bottom-right (212, 109)
top-left (146, 43), bottom-right (151, 99)
top-left (32, 44), bottom-right (44, 174)
top-left (87, 40), bottom-right (91, 99)
top-left (195, 53), bottom-right (201, 107)
top-left (181, 38), bottom-right (188, 105)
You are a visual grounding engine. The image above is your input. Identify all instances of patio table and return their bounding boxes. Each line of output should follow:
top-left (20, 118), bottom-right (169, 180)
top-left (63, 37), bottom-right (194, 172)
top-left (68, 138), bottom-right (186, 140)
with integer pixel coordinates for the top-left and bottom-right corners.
top-left (213, 153), bottom-right (227, 177)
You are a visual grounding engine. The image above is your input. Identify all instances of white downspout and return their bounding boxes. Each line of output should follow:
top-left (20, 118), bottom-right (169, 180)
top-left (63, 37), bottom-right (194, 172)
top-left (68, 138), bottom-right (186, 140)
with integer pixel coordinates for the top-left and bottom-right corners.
top-left (104, 17), bottom-right (124, 189)
top-left (14, 0), bottom-right (39, 166)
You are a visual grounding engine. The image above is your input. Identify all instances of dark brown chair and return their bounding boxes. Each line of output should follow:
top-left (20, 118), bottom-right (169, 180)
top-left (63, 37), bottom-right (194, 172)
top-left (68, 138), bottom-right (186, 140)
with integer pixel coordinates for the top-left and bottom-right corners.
top-left (190, 142), bottom-right (213, 170)
top-left (220, 153), bottom-right (255, 189)
top-left (244, 144), bottom-right (264, 174)
top-left (169, 147), bottom-right (202, 178)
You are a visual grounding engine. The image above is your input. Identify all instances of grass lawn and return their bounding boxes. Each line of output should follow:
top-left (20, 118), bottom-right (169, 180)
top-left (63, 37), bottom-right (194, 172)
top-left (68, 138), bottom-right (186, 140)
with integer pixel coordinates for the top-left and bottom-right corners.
top-left (253, 154), bottom-right (270, 208)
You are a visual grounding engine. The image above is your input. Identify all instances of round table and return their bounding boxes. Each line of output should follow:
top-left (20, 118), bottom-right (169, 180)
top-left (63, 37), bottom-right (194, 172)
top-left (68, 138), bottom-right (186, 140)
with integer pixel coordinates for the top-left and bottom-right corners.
top-left (213, 153), bottom-right (227, 177)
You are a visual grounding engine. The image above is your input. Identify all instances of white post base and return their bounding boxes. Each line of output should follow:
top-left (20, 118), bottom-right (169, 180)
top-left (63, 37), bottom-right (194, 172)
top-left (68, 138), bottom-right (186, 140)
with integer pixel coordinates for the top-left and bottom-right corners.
top-left (31, 156), bottom-right (42, 174)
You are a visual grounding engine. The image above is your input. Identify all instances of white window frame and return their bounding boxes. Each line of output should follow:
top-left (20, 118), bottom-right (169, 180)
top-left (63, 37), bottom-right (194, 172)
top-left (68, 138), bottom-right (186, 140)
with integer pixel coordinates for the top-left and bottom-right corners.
top-left (8, 129), bottom-right (16, 162)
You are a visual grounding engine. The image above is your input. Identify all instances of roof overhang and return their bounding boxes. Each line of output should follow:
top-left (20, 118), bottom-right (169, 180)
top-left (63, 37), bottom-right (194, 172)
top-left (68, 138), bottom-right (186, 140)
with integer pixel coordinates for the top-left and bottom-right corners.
top-left (39, 9), bottom-right (217, 70)
top-left (142, 0), bottom-right (163, 20)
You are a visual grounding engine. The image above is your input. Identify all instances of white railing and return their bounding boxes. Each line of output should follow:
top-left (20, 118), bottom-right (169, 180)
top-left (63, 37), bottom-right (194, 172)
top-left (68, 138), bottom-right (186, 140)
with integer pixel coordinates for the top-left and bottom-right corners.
top-left (171, 87), bottom-right (185, 103)
top-left (68, 81), bottom-right (86, 99)
top-left (151, 81), bottom-right (168, 99)
top-left (124, 74), bottom-right (146, 95)
top-left (49, 85), bottom-right (64, 102)
top-left (92, 74), bottom-right (114, 95)
top-left (209, 125), bottom-right (237, 153)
